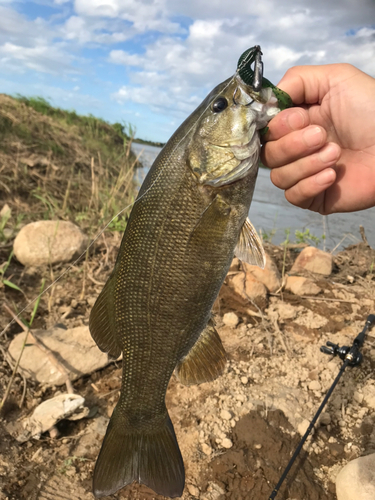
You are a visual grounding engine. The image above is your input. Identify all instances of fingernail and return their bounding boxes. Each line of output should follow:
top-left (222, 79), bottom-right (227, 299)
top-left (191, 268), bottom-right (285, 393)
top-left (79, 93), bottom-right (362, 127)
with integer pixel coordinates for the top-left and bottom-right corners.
top-left (303, 127), bottom-right (323, 148)
top-left (287, 110), bottom-right (306, 130)
top-left (319, 143), bottom-right (340, 163)
top-left (315, 169), bottom-right (335, 186)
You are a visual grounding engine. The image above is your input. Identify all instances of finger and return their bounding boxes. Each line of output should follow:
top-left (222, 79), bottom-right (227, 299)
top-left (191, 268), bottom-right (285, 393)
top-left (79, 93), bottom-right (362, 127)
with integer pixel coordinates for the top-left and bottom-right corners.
top-left (265, 107), bottom-right (310, 142)
top-left (270, 142), bottom-right (341, 190)
top-left (284, 168), bottom-right (336, 210)
top-left (262, 125), bottom-right (327, 169)
top-left (276, 65), bottom-right (331, 105)
top-left (276, 64), bottom-right (359, 105)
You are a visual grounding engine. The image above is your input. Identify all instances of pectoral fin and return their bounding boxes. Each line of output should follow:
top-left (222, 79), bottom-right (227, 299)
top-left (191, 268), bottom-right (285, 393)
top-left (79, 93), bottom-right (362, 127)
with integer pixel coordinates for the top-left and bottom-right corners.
top-left (187, 194), bottom-right (231, 247)
top-left (89, 274), bottom-right (121, 359)
top-left (176, 319), bottom-right (226, 386)
top-left (235, 217), bottom-right (266, 268)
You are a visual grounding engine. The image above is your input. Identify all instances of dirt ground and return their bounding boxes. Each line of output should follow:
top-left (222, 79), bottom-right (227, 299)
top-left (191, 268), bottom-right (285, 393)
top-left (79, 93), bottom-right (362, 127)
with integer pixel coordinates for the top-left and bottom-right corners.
top-left (1, 238), bottom-right (375, 500)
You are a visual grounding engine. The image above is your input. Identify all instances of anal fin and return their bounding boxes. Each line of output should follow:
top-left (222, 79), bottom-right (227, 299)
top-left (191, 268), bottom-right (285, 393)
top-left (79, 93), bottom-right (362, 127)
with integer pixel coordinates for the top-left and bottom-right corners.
top-left (176, 319), bottom-right (226, 386)
top-left (89, 273), bottom-right (121, 359)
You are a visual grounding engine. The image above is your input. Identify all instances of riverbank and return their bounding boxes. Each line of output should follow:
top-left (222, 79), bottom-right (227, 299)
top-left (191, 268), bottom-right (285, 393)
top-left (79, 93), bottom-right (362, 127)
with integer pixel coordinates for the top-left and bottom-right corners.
top-left (1, 235), bottom-right (374, 499)
top-left (1, 94), bottom-right (374, 500)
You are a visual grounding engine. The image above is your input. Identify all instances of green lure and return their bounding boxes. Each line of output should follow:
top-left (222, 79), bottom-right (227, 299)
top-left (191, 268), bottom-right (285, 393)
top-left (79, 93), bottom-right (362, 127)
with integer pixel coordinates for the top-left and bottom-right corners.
top-left (237, 46), bottom-right (293, 111)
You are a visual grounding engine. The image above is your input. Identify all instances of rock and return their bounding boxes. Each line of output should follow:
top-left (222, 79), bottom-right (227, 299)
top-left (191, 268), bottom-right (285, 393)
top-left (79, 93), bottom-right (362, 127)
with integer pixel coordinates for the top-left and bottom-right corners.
top-left (221, 438), bottom-right (233, 449)
top-left (290, 246), bottom-right (333, 276)
top-left (308, 380), bottom-right (322, 392)
top-left (13, 220), bottom-right (88, 266)
top-left (285, 276), bottom-right (321, 296)
top-left (329, 442), bottom-right (345, 457)
top-left (222, 312), bottom-right (239, 328)
top-left (353, 391), bottom-right (364, 404)
top-left (319, 412), bottom-right (331, 425)
top-left (8, 325), bottom-right (111, 386)
top-left (16, 394), bottom-right (87, 442)
top-left (242, 253), bottom-right (281, 292)
top-left (227, 272), bottom-right (268, 307)
top-left (298, 419), bottom-right (310, 436)
top-left (187, 484), bottom-right (200, 497)
top-left (336, 453), bottom-right (375, 500)
top-left (363, 383), bottom-right (375, 410)
top-left (220, 410), bottom-right (232, 421)
top-left (201, 443), bottom-right (212, 456)
top-left (272, 302), bottom-right (300, 320)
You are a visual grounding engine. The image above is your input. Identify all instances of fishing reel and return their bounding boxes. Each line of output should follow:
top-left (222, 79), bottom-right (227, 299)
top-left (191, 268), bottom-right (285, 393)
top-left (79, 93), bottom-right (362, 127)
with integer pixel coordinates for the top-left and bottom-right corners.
top-left (320, 314), bottom-right (375, 367)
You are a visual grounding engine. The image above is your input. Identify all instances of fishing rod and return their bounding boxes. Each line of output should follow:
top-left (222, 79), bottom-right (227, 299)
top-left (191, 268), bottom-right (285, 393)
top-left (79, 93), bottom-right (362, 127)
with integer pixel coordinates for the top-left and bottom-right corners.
top-left (268, 313), bottom-right (375, 500)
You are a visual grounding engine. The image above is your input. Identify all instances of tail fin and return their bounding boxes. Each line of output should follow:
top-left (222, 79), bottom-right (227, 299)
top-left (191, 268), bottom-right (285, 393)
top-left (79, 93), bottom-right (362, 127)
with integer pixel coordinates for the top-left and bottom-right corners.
top-left (93, 408), bottom-right (185, 498)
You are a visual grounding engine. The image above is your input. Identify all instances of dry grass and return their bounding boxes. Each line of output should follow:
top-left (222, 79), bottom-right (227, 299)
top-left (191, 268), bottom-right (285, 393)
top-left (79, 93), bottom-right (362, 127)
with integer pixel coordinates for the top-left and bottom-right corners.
top-left (0, 93), bottom-right (139, 238)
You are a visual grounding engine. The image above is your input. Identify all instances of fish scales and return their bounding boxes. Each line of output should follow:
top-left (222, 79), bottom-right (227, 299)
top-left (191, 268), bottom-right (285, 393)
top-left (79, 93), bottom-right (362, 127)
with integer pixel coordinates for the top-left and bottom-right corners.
top-left (116, 131), bottom-right (254, 411)
top-left (89, 46), bottom-right (290, 498)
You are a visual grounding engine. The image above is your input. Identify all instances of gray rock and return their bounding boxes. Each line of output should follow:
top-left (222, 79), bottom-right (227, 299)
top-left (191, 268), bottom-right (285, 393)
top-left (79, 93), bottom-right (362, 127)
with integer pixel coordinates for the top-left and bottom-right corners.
top-left (13, 220), bottom-right (88, 266)
top-left (8, 325), bottom-right (111, 386)
top-left (336, 453), bottom-right (375, 500)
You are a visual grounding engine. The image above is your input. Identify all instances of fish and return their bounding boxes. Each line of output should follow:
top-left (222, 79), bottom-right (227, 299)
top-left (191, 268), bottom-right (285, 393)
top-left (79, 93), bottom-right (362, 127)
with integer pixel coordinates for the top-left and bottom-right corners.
top-left (89, 46), bottom-right (292, 498)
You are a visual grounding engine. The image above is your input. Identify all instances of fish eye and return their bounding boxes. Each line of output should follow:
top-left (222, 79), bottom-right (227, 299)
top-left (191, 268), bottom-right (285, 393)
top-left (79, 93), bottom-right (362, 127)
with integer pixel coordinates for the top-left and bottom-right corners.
top-left (212, 97), bottom-right (228, 113)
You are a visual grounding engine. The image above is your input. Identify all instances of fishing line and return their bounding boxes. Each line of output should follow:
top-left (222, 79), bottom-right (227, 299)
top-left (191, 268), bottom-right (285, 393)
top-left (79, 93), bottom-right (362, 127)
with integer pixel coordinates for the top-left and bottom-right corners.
top-left (1, 49), bottom-right (262, 336)
top-left (267, 314), bottom-right (375, 500)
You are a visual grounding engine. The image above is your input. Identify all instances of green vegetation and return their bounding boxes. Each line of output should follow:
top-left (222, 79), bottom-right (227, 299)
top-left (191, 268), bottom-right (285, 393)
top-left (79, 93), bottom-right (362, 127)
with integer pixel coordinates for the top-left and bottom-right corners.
top-left (0, 93), bottom-right (140, 234)
top-left (0, 251), bottom-right (22, 292)
top-left (295, 228), bottom-right (325, 246)
top-left (261, 226), bottom-right (325, 248)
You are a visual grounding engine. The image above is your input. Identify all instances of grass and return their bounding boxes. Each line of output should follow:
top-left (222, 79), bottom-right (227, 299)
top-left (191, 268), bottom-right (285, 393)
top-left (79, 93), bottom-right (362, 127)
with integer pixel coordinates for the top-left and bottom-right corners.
top-left (0, 93), bottom-right (140, 234)
top-left (261, 226), bottom-right (325, 248)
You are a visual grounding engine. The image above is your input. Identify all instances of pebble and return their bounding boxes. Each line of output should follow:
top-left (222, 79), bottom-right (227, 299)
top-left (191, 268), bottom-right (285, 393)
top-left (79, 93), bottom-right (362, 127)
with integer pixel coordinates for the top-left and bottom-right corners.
top-left (222, 312), bottom-right (239, 327)
top-left (308, 380), bottom-right (322, 392)
top-left (187, 484), bottom-right (200, 497)
top-left (220, 409), bottom-right (231, 421)
top-left (240, 376), bottom-right (248, 385)
top-left (319, 412), bottom-right (331, 425)
top-left (221, 438), bottom-right (233, 449)
top-left (298, 419), bottom-right (310, 436)
top-left (201, 443), bottom-right (212, 456)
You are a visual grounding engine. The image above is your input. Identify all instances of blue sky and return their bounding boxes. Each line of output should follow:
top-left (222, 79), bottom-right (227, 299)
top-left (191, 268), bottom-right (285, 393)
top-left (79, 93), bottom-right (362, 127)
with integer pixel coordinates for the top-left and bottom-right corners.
top-left (0, 0), bottom-right (374, 143)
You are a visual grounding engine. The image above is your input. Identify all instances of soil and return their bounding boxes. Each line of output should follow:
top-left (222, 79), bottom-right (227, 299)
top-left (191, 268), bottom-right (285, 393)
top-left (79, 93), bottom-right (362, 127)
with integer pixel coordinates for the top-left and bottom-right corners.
top-left (1, 239), bottom-right (375, 500)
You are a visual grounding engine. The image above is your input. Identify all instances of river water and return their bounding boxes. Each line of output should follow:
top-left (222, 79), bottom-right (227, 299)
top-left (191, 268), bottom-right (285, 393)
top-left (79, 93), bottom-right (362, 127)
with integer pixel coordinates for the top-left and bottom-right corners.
top-left (132, 142), bottom-right (375, 251)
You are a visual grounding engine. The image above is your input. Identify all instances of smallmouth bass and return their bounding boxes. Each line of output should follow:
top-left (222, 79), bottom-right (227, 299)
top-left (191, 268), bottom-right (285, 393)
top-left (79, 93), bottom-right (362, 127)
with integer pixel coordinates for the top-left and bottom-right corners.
top-left (89, 46), bottom-right (292, 498)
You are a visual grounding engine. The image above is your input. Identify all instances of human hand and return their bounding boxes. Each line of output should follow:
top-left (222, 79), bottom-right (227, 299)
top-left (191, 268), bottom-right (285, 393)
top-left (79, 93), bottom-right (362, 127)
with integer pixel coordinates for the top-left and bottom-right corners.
top-left (261, 64), bottom-right (375, 214)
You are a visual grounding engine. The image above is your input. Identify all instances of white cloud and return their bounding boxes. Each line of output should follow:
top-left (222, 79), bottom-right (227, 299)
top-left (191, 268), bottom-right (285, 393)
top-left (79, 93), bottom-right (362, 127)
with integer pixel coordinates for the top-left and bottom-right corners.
top-left (0, 42), bottom-right (79, 75)
top-left (1, 0), bottom-right (375, 141)
top-left (74, 0), bottom-right (181, 33)
top-left (62, 15), bottom-right (131, 44)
